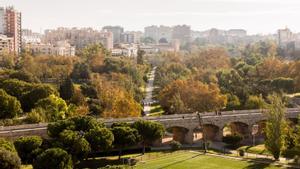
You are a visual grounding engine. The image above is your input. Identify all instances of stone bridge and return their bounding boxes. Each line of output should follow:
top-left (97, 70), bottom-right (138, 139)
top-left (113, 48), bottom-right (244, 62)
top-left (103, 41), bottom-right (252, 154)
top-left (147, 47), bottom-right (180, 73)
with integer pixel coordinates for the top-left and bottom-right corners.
top-left (1, 108), bottom-right (299, 144)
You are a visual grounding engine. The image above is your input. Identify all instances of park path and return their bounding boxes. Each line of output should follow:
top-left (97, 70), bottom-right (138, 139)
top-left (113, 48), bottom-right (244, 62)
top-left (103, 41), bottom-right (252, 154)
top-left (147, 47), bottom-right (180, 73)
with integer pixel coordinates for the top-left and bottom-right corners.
top-left (143, 67), bottom-right (157, 115)
top-left (209, 142), bottom-right (294, 164)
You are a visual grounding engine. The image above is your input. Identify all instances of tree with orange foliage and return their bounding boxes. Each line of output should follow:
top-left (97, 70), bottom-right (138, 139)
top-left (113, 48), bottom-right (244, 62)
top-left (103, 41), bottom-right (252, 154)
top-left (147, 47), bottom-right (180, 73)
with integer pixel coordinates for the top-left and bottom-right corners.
top-left (185, 47), bottom-right (230, 70)
top-left (159, 80), bottom-right (227, 114)
top-left (95, 79), bottom-right (141, 118)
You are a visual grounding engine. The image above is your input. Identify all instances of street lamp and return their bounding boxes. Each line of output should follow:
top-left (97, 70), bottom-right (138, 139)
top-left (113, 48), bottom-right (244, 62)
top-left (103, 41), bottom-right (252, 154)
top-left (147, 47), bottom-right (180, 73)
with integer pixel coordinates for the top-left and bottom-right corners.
top-left (252, 124), bottom-right (259, 146)
top-left (197, 112), bottom-right (207, 153)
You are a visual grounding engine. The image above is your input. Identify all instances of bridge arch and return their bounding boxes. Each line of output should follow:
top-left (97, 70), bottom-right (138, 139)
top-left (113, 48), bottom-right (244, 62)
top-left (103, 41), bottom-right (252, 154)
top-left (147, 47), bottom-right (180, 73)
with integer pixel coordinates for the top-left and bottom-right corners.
top-left (252, 120), bottom-right (266, 144)
top-left (165, 126), bottom-right (190, 144)
top-left (223, 121), bottom-right (250, 139)
top-left (193, 124), bottom-right (222, 142)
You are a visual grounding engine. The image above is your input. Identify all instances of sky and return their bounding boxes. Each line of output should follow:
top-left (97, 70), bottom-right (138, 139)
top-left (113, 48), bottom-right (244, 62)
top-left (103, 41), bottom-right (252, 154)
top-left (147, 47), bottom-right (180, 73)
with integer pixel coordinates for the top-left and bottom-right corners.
top-left (1, 0), bottom-right (300, 35)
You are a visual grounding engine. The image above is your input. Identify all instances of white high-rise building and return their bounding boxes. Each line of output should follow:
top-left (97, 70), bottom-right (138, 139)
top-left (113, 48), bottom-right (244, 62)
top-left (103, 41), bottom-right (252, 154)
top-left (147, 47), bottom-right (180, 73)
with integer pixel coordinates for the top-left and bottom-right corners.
top-left (278, 27), bottom-right (293, 47)
top-left (144, 25), bottom-right (159, 43)
top-left (0, 8), bottom-right (5, 34)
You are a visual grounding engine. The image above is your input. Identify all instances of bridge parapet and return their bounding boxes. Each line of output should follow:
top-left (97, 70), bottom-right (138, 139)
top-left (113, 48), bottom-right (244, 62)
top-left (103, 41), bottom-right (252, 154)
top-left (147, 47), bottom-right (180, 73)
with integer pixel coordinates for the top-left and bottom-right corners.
top-left (0, 108), bottom-right (299, 140)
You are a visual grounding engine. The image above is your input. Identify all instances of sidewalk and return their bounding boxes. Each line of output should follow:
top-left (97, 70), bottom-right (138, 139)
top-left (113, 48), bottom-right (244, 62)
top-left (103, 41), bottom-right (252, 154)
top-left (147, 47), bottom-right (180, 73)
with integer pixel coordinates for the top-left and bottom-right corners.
top-left (143, 67), bottom-right (157, 115)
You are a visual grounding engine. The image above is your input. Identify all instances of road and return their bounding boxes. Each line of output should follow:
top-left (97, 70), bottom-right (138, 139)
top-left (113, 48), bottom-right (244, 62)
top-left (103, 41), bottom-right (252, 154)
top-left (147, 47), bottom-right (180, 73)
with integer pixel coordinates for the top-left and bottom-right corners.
top-left (143, 66), bottom-right (157, 115)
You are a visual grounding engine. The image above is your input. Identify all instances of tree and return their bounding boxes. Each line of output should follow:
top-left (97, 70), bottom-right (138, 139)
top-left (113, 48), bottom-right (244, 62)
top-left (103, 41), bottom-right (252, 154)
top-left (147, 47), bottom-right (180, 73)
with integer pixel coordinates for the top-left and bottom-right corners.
top-left (186, 48), bottom-right (230, 70)
top-left (9, 70), bottom-right (40, 83)
top-left (0, 148), bottom-right (21, 169)
top-left (0, 89), bottom-right (22, 119)
top-left (33, 148), bottom-right (73, 169)
top-left (20, 84), bottom-right (58, 112)
top-left (97, 81), bottom-right (141, 118)
top-left (80, 83), bottom-right (98, 99)
top-left (0, 51), bottom-right (16, 69)
top-left (70, 116), bottom-right (104, 132)
top-left (225, 94), bottom-right (241, 110)
top-left (59, 77), bottom-right (75, 101)
top-left (111, 127), bottom-right (140, 159)
top-left (0, 79), bottom-right (57, 112)
top-left (34, 94), bottom-right (69, 122)
top-left (132, 120), bottom-right (165, 154)
top-left (70, 63), bottom-right (91, 81)
top-left (244, 95), bottom-right (265, 109)
top-left (137, 49), bottom-right (145, 65)
top-left (59, 130), bottom-right (91, 162)
top-left (271, 77), bottom-right (294, 93)
top-left (47, 116), bottom-right (104, 138)
top-left (71, 137), bottom-right (91, 162)
top-left (222, 135), bottom-right (243, 148)
top-left (159, 80), bottom-right (227, 114)
top-left (0, 139), bottom-right (16, 153)
top-left (84, 128), bottom-right (114, 151)
top-left (48, 120), bottom-right (76, 138)
top-left (265, 94), bottom-right (288, 160)
top-left (14, 136), bottom-right (43, 164)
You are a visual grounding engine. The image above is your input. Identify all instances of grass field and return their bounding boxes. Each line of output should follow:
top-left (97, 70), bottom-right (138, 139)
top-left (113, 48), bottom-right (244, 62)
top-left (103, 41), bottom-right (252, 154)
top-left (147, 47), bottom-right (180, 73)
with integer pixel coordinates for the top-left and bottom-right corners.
top-left (238, 144), bottom-right (271, 156)
top-left (135, 151), bottom-right (281, 169)
top-left (22, 151), bottom-right (283, 169)
top-left (21, 165), bottom-right (32, 169)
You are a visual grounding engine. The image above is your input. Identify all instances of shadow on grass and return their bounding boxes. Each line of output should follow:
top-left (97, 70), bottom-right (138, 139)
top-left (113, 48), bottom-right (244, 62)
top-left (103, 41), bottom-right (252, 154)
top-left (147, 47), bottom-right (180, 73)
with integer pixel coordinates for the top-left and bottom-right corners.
top-left (243, 158), bottom-right (277, 169)
top-left (76, 158), bottom-right (123, 169)
top-left (243, 162), bottom-right (271, 169)
top-left (156, 153), bottom-right (202, 169)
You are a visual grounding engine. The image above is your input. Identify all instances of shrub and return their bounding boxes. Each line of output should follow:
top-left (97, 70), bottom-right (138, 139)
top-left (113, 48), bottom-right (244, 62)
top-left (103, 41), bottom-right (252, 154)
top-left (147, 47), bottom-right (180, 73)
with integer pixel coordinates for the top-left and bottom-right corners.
top-left (222, 135), bottom-right (243, 148)
top-left (0, 148), bottom-right (21, 169)
top-left (244, 95), bottom-right (265, 109)
top-left (0, 138), bottom-right (16, 153)
top-left (282, 146), bottom-right (300, 159)
top-left (33, 148), bottom-right (73, 169)
top-left (238, 149), bottom-right (245, 157)
top-left (25, 108), bottom-right (46, 123)
top-left (170, 141), bottom-right (181, 151)
top-left (14, 136), bottom-right (43, 164)
top-left (0, 89), bottom-right (23, 119)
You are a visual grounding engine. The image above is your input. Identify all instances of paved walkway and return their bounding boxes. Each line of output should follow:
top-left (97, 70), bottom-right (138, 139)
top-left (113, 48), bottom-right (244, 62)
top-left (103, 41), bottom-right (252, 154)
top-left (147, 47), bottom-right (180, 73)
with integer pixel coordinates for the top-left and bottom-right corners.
top-left (209, 141), bottom-right (297, 166)
top-left (143, 67), bottom-right (157, 115)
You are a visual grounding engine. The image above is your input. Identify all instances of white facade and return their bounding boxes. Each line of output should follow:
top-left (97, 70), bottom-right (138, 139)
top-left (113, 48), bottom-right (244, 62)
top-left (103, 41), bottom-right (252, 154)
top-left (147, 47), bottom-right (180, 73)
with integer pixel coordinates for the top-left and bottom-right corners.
top-left (25, 41), bottom-right (75, 56)
top-left (278, 28), bottom-right (294, 47)
top-left (22, 29), bottom-right (42, 43)
top-left (227, 29), bottom-right (247, 37)
top-left (0, 8), bottom-right (5, 34)
top-left (112, 44), bottom-right (138, 57)
top-left (0, 34), bottom-right (13, 52)
top-left (158, 26), bottom-right (172, 43)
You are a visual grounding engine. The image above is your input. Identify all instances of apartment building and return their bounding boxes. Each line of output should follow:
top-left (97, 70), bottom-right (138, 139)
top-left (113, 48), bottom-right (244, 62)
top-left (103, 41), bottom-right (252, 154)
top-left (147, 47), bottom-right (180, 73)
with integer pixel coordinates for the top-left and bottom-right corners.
top-left (0, 7), bottom-right (22, 54)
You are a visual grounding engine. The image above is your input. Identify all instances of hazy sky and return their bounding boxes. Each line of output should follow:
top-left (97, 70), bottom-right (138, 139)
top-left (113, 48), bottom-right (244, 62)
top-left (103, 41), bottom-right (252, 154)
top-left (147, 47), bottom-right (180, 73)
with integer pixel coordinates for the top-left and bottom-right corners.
top-left (1, 0), bottom-right (300, 34)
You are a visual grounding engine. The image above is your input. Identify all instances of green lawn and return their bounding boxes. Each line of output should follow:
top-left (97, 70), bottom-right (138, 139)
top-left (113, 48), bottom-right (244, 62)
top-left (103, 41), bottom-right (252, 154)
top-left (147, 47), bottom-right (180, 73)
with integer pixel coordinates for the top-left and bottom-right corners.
top-left (21, 165), bottom-right (32, 169)
top-left (238, 144), bottom-right (271, 156)
top-left (21, 151), bottom-right (283, 169)
top-left (134, 151), bottom-right (281, 169)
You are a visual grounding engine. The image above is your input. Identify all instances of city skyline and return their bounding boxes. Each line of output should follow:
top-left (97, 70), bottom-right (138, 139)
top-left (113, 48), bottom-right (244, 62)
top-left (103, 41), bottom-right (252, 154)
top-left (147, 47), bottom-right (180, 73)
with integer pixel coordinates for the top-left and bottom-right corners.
top-left (1, 0), bottom-right (300, 34)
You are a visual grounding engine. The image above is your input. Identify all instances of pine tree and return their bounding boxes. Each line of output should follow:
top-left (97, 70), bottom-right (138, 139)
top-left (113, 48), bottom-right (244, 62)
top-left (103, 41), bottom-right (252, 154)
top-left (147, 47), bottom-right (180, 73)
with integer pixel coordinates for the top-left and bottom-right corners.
top-left (59, 77), bottom-right (75, 101)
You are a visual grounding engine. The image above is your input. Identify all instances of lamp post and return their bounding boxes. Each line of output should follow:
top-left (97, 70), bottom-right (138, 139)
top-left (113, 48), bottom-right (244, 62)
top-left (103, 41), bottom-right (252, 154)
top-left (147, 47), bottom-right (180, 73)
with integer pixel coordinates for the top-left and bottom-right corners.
top-left (252, 124), bottom-right (259, 146)
top-left (197, 112), bottom-right (207, 153)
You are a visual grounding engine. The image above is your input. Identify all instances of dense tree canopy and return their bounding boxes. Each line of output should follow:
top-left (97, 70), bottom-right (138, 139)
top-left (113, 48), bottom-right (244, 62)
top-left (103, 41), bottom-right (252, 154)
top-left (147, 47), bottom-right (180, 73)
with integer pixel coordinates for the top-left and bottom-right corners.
top-left (159, 80), bottom-right (227, 114)
top-left (132, 120), bottom-right (165, 153)
top-left (33, 148), bottom-right (73, 169)
top-left (0, 89), bottom-right (22, 119)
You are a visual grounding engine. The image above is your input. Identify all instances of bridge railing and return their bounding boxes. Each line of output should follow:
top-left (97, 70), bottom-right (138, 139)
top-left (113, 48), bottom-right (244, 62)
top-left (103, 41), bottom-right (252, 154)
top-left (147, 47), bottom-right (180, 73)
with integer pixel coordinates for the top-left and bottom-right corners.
top-left (1, 108), bottom-right (299, 131)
